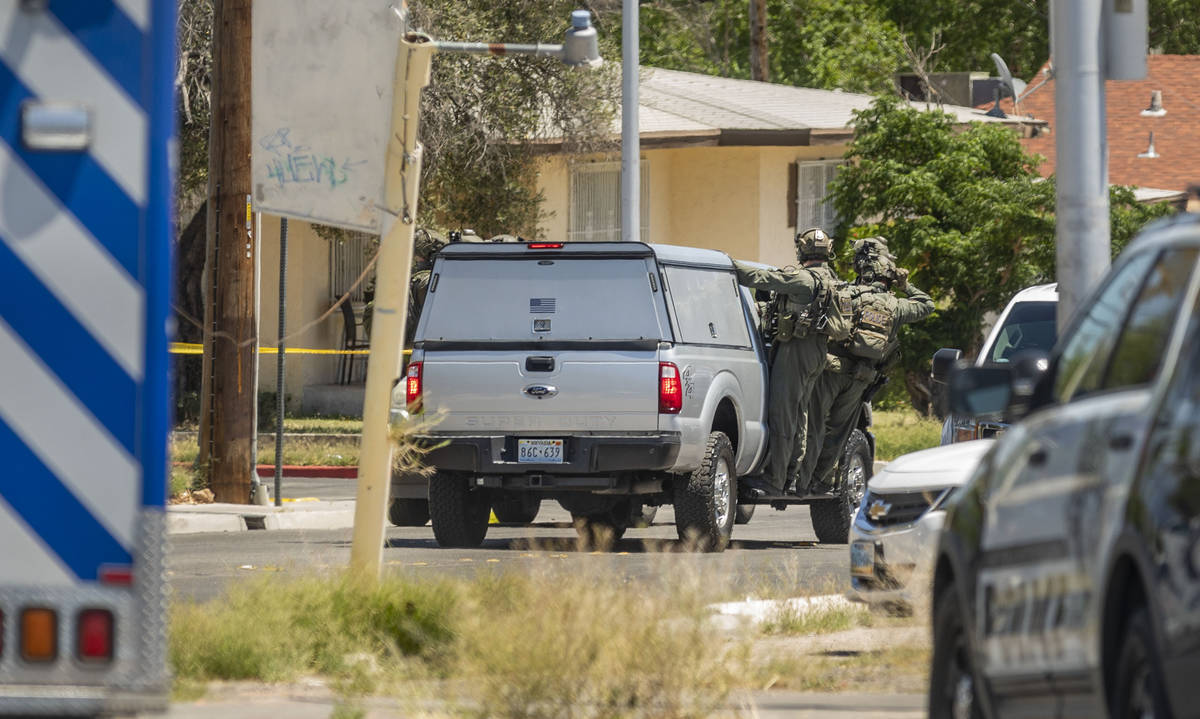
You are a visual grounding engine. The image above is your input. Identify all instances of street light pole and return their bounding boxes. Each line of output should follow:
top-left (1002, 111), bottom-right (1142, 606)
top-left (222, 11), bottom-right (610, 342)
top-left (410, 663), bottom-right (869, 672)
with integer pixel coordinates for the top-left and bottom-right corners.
top-left (349, 11), bottom-right (602, 579)
top-left (1052, 0), bottom-right (1110, 329)
top-left (621, 0), bottom-right (639, 242)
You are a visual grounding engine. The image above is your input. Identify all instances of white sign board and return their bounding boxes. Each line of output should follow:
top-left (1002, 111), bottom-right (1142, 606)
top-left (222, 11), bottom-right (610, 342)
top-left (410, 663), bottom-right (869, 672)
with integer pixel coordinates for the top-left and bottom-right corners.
top-left (252, 1), bottom-right (399, 233)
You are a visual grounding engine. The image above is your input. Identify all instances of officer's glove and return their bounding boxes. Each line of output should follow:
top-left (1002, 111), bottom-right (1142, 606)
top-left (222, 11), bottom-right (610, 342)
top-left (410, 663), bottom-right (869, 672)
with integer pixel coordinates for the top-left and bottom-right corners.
top-left (895, 268), bottom-right (910, 292)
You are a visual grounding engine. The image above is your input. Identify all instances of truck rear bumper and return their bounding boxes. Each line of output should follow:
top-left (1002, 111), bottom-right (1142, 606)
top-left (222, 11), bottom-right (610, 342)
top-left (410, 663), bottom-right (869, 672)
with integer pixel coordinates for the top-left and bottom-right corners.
top-left (420, 433), bottom-right (681, 475)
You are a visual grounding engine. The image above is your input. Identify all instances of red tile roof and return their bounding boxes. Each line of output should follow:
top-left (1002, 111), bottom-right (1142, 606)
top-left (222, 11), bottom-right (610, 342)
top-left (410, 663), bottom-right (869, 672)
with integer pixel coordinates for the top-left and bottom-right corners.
top-left (991, 55), bottom-right (1200, 192)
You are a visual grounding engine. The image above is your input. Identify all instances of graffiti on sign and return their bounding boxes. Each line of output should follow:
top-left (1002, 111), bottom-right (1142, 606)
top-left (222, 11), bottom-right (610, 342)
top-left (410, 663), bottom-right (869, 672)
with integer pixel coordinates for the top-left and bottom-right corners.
top-left (258, 128), bottom-right (367, 190)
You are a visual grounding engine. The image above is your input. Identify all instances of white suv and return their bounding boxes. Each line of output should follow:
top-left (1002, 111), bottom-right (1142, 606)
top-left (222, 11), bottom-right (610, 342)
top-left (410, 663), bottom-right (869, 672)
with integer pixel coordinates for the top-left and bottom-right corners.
top-left (931, 283), bottom-right (1058, 443)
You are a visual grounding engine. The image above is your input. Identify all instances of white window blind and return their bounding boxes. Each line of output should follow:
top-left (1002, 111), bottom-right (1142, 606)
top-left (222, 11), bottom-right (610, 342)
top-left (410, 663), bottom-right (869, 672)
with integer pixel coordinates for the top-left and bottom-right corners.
top-left (796, 161), bottom-right (839, 232)
top-left (569, 161), bottom-right (650, 242)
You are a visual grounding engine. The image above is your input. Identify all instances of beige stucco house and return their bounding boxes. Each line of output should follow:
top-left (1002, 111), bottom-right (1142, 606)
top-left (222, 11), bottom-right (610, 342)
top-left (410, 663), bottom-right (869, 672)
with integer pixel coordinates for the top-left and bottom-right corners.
top-left (256, 68), bottom-right (1023, 413)
top-left (533, 68), bottom-right (1021, 268)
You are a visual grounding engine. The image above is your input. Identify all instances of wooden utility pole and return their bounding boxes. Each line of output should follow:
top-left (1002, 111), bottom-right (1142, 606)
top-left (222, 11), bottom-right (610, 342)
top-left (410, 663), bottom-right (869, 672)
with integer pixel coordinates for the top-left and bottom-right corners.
top-left (201, 0), bottom-right (256, 503)
top-left (749, 0), bottom-right (768, 81)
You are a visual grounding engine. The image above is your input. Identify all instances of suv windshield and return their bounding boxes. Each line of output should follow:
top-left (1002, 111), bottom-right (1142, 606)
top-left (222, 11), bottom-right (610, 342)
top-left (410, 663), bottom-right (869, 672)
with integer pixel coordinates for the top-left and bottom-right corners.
top-left (986, 300), bottom-right (1057, 363)
top-left (420, 257), bottom-right (668, 342)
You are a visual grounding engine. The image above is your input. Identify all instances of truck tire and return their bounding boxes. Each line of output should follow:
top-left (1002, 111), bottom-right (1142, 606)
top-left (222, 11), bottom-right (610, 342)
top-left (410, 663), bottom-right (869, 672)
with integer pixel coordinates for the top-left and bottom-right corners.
top-left (492, 494), bottom-right (541, 525)
top-left (929, 583), bottom-right (984, 719)
top-left (810, 428), bottom-right (871, 544)
top-left (734, 503), bottom-right (756, 525)
top-left (675, 431), bottom-right (736, 552)
top-left (428, 473), bottom-right (490, 548)
top-left (572, 511), bottom-right (628, 550)
top-left (1111, 608), bottom-right (1169, 719)
top-left (388, 497), bottom-right (430, 527)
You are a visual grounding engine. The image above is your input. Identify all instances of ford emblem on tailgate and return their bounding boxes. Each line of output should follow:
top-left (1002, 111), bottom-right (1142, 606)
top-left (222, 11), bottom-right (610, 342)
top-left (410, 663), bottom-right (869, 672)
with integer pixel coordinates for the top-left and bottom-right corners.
top-left (523, 384), bottom-right (558, 399)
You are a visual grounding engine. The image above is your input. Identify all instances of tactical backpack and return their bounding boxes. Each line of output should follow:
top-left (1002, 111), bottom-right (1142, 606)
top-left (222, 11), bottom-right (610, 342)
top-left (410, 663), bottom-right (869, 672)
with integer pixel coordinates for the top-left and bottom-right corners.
top-left (845, 290), bottom-right (897, 360)
top-left (819, 281), bottom-right (855, 342)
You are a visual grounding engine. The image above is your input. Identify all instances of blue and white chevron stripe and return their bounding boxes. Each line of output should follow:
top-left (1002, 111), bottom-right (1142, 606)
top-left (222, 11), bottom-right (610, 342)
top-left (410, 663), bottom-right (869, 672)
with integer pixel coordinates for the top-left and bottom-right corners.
top-left (0, 0), bottom-right (172, 587)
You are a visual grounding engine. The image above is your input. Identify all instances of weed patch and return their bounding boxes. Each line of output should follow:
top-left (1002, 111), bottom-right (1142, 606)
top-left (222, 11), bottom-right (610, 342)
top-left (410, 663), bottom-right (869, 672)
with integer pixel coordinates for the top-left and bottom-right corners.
top-left (872, 409), bottom-right (942, 460)
top-left (760, 603), bottom-right (872, 637)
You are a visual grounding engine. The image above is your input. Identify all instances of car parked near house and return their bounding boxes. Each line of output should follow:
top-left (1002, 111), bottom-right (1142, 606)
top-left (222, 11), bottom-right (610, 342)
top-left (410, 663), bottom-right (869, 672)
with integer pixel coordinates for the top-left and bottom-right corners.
top-left (390, 241), bottom-right (875, 550)
top-left (929, 213), bottom-right (1200, 718)
top-left (931, 283), bottom-right (1058, 444)
top-left (849, 439), bottom-right (993, 610)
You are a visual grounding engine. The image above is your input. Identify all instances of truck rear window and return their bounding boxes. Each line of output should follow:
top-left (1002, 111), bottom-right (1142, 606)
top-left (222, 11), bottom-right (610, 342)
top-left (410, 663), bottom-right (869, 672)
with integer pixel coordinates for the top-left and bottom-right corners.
top-left (420, 258), bottom-right (668, 342)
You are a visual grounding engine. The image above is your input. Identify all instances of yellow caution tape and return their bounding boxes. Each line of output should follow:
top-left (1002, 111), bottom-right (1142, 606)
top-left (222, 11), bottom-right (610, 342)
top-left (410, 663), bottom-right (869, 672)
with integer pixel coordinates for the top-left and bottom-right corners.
top-left (169, 342), bottom-right (411, 357)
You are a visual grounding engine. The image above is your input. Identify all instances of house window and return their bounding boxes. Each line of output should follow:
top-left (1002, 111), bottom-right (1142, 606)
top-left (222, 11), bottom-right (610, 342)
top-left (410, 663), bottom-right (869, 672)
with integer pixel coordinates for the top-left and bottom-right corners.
top-left (568, 160), bottom-right (650, 242)
top-left (795, 160), bottom-right (840, 231)
top-left (328, 232), bottom-right (374, 303)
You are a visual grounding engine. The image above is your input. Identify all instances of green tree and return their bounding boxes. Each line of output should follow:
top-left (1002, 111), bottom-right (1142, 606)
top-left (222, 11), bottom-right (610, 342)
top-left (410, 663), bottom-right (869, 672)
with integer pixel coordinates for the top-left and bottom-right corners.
top-left (829, 95), bottom-right (1173, 412)
top-left (413, 0), bottom-right (619, 237)
top-left (638, 0), bottom-right (906, 94)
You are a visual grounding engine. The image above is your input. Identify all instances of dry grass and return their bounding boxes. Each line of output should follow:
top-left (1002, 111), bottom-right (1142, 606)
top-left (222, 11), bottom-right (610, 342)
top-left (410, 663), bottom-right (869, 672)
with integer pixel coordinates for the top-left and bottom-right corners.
top-left (752, 643), bottom-right (930, 693)
top-left (170, 565), bottom-right (747, 718)
top-left (759, 602), bottom-right (873, 637)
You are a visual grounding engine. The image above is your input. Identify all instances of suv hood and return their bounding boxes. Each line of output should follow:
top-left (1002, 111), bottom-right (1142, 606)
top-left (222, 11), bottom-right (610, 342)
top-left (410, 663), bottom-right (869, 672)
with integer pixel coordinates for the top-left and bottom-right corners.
top-left (870, 439), bottom-right (995, 494)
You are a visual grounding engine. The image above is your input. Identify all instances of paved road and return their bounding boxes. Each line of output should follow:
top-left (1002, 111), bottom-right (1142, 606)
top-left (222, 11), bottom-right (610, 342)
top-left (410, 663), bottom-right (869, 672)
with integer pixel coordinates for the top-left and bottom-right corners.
top-left (170, 478), bottom-right (850, 602)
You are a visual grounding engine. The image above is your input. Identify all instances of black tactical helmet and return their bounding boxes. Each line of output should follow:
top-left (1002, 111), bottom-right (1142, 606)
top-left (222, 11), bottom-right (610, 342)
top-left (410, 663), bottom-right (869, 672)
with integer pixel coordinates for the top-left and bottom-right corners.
top-left (795, 227), bottom-right (834, 261)
top-left (414, 228), bottom-right (447, 258)
top-left (852, 236), bottom-right (896, 281)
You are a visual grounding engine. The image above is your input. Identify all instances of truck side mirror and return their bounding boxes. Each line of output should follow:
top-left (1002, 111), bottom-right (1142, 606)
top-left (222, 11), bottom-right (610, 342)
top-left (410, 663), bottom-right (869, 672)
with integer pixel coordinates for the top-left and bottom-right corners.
top-left (948, 349), bottom-right (1050, 421)
top-left (949, 366), bottom-right (1012, 418)
top-left (930, 348), bottom-right (963, 419)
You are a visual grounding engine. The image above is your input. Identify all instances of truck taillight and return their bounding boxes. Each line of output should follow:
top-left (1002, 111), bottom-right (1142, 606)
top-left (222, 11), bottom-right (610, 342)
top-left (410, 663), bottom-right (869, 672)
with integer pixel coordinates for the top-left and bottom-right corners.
top-left (77, 609), bottom-right (114, 662)
top-left (406, 361), bottom-right (423, 410)
top-left (659, 362), bottom-right (682, 414)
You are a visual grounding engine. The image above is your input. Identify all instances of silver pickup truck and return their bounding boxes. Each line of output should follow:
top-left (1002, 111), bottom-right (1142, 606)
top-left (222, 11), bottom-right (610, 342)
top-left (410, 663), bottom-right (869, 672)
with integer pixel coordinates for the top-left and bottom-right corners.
top-left (391, 241), bottom-right (873, 550)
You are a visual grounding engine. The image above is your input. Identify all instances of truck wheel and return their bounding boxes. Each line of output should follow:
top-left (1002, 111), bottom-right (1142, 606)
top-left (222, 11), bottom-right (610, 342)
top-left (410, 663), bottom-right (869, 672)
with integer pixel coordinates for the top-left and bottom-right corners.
top-left (929, 583), bottom-right (984, 719)
top-left (734, 503), bottom-right (756, 525)
top-left (1111, 608), bottom-right (1169, 719)
top-left (492, 494), bottom-right (541, 525)
top-left (810, 428), bottom-right (871, 544)
top-left (675, 431), bottom-right (736, 552)
top-left (388, 497), bottom-right (430, 527)
top-left (572, 512), bottom-right (627, 550)
top-left (428, 473), bottom-right (490, 548)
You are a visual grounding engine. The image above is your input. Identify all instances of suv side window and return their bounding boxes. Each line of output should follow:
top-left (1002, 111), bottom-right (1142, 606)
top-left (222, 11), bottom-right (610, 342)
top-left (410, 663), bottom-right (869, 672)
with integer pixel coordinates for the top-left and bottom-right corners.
top-left (1103, 248), bottom-right (1199, 390)
top-left (1054, 251), bottom-right (1155, 402)
top-left (663, 266), bottom-right (751, 347)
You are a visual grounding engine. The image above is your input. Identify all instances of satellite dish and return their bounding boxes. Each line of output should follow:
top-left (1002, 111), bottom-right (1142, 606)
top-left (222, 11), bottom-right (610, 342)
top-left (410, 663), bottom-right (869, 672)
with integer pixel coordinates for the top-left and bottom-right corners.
top-left (990, 53), bottom-right (1028, 114)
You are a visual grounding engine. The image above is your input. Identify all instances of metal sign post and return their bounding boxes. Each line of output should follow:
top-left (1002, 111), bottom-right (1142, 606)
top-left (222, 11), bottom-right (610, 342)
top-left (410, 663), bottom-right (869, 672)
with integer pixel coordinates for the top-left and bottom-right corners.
top-left (349, 10), bottom-right (602, 578)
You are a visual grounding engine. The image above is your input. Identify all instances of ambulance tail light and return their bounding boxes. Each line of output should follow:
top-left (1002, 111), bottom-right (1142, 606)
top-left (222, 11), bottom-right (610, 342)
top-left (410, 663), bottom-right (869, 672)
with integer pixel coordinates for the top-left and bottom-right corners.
top-left (20, 608), bottom-right (57, 662)
top-left (659, 362), bottom-right (683, 414)
top-left (77, 609), bottom-right (114, 662)
top-left (406, 361), bottom-right (423, 410)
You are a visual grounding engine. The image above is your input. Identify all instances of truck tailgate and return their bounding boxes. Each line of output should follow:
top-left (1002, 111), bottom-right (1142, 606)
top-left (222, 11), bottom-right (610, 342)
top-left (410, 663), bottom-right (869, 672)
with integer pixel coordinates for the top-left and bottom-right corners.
top-left (423, 349), bottom-right (661, 433)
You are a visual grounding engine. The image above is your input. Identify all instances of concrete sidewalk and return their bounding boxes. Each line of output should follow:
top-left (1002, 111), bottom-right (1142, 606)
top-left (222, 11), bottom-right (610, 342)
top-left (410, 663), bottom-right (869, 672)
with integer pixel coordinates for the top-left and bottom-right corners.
top-left (168, 500), bottom-right (356, 535)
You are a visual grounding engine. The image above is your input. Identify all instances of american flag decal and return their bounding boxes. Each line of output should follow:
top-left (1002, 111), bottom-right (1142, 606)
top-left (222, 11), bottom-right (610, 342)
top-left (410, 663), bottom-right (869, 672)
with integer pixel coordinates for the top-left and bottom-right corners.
top-left (530, 298), bottom-right (557, 314)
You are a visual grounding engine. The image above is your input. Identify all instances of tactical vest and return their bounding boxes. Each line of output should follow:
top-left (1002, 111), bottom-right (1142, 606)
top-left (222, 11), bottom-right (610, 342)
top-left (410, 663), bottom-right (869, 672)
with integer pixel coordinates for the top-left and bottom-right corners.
top-left (845, 288), bottom-right (898, 360)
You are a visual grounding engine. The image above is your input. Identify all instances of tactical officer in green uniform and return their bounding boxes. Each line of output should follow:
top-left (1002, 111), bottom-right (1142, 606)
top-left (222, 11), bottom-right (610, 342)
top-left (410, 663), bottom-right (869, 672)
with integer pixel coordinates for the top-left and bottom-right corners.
top-left (734, 227), bottom-right (843, 498)
top-left (797, 237), bottom-right (934, 494)
top-left (362, 228), bottom-right (446, 342)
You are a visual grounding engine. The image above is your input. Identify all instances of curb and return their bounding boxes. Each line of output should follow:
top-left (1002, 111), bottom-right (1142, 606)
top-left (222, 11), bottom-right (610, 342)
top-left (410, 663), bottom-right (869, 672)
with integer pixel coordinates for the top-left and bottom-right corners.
top-left (171, 462), bottom-right (357, 478)
top-left (254, 465), bottom-right (357, 478)
top-left (168, 501), bottom-right (357, 535)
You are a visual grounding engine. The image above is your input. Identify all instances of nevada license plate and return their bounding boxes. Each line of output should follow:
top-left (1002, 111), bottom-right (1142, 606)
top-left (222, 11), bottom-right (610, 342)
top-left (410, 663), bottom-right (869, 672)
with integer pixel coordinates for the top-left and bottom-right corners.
top-left (850, 541), bottom-right (876, 578)
top-left (517, 439), bottom-right (564, 463)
